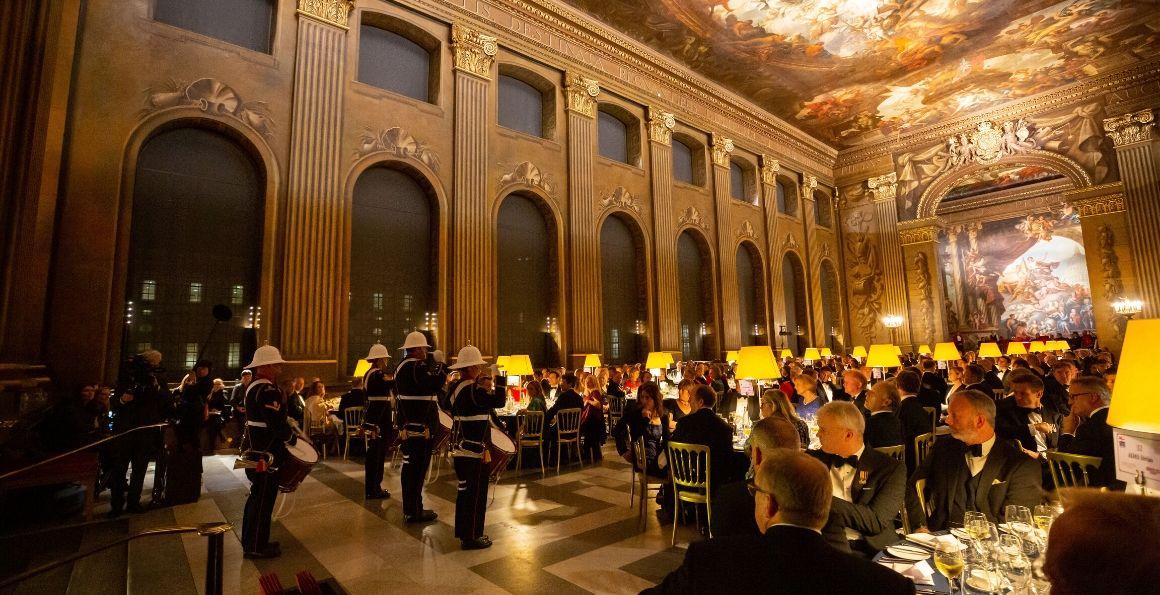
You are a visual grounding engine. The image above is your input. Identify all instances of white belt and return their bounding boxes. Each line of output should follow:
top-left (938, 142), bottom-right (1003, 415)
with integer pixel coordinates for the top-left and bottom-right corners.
top-left (367, 396), bottom-right (391, 402)
top-left (397, 395), bottom-right (437, 401)
top-left (246, 420), bottom-right (267, 427)
top-left (454, 414), bottom-right (490, 422)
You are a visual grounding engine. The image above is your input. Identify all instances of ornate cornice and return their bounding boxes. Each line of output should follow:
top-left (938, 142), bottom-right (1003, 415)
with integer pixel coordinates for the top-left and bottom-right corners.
top-left (677, 206), bottom-right (709, 232)
top-left (866, 172), bottom-right (897, 203)
top-left (760, 155), bottom-right (780, 185)
top-left (564, 72), bottom-right (601, 118)
top-left (451, 24), bottom-right (498, 80)
top-left (297, 0), bottom-right (352, 29)
top-left (647, 106), bottom-right (676, 145)
top-left (736, 220), bottom-right (756, 242)
top-left (897, 217), bottom-right (944, 246)
top-left (597, 186), bottom-right (641, 215)
top-left (1072, 193), bottom-right (1126, 218)
top-left (710, 134), bottom-right (734, 168)
top-left (1103, 109), bottom-right (1156, 147)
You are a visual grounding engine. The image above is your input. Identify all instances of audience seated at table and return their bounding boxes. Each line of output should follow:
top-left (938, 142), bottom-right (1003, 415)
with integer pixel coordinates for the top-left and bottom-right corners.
top-left (1043, 360), bottom-right (1077, 416)
top-left (961, 364), bottom-right (990, 395)
top-left (1058, 376), bottom-right (1124, 490)
top-left (710, 416), bottom-right (800, 538)
top-left (791, 373), bottom-right (826, 420)
top-left (545, 372), bottom-right (583, 426)
top-left (523, 380), bottom-right (548, 412)
top-left (671, 384), bottom-right (736, 495)
top-left (337, 376), bottom-right (366, 414)
top-left (613, 382), bottom-right (671, 477)
top-left (917, 359), bottom-right (948, 409)
top-left (760, 389), bottom-right (809, 449)
top-left (994, 371), bottom-right (1060, 474)
top-left (1044, 489), bottom-right (1159, 595)
top-left (863, 381), bottom-right (903, 449)
top-left (647, 451), bottom-right (915, 594)
top-left (836, 369), bottom-right (869, 413)
top-left (663, 379), bottom-right (696, 422)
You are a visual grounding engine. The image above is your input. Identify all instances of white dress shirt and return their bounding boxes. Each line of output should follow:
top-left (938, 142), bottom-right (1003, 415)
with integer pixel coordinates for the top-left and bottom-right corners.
top-left (1026, 411), bottom-right (1049, 453)
top-left (966, 434), bottom-right (996, 477)
top-left (829, 444), bottom-right (866, 541)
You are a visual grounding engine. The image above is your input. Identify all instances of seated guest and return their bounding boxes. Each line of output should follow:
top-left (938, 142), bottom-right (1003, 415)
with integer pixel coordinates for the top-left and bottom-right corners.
top-left (979, 358), bottom-right (1005, 394)
top-left (523, 379), bottom-right (548, 412)
top-left (837, 370), bottom-right (869, 413)
top-left (1044, 489), bottom-right (1160, 595)
top-left (338, 376), bottom-right (366, 414)
top-left (995, 372), bottom-right (1060, 462)
top-left (1058, 376), bottom-right (1124, 490)
top-left (816, 366), bottom-right (838, 402)
top-left (895, 369), bottom-right (933, 476)
top-left (761, 389), bottom-right (809, 449)
top-left (792, 373), bottom-right (826, 420)
top-left (613, 382), bottom-right (670, 475)
top-left (917, 359), bottom-right (948, 409)
top-left (1043, 360), bottom-right (1077, 416)
top-left (545, 372), bottom-right (583, 426)
top-left (864, 381), bottom-right (903, 449)
top-left (962, 364), bottom-right (990, 394)
top-left (672, 385), bottom-right (736, 494)
top-left (663, 379), bottom-right (697, 424)
top-left (711, 417), bottom-right (801, 538)
top-left (944, 364), bottom-right (965, 402)
top-left (810, 402), bottom-right (906, 556)
top-left (648, 451), bottom-right (915, 595)
top-left (304, 380), bottom-right (343, 436)
top-left (907, 390), bottom-right (1042, 531)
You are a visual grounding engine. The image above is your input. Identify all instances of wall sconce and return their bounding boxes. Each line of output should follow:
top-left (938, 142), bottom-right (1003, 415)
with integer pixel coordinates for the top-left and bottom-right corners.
top-left (1113, 298), bottom-right (1144, 320)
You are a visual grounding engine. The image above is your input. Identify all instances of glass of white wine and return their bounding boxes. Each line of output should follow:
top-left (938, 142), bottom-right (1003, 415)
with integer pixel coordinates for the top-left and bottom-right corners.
top-left (935, 540), bottom-right (966, 594)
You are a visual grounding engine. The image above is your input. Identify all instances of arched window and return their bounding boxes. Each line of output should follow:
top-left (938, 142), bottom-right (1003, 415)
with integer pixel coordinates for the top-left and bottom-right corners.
top-left (125, 126), bottom-right (263, 376)
top-left (776, 180), bottom-right (798, 216)
top-left (358, 21), bottom-right (435, 102)
top-left (673, 139), bottom-right (695, 185)
top-left (814, 191), bottom-right (832, 227)
top-left (154, 0), bottom-right (275, 53)
top-left (730, 161), bottom-right (746, 201)
top-left (736, 243), bottom-right (766, 346)
top-left (349, 167), bottom-right (437, 373)
top-left (781, 252), bottom-right (808, 354)
top-left (497, 194), bottom-right (558, 366)
top-left (498, 72), bottom-right (551, 138)
top-left (597, 104), bottom-right (641, 166)
top-left (600, 215), bottom-right (648, 364)
top-left (820, 260), bottom-right (841, 352)
top-left (678, 231), bottom-right (715, 360)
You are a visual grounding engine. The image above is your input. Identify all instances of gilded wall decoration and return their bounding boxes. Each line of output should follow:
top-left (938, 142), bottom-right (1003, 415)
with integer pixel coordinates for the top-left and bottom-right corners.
top-left (866, 172), bottom-right (896, 202)
top-left (597, 186), bottom-right (640, 215)
top-left (355, 127), bottom-right (440, 171)
top-left (498, 161), bottom-right (557, 196)
top-left (913, 251), bottom-right (935, 346)
top-left (677, 206), bottom-right (709, 232)
top-left (142, 78), bottom-right (274, 138)
top-left (736, 220), bottom-right (756, 242)
top-left (710, 135), bottom-right (734, 168)
top-left (1072, 193), bottom-right (1126, 218)
top-left (1098, 224), bottom-right (1127, 340)
top-left (296, 0), bottom-right (352, 29)
top-left (564, 73), bottom-right (600, 117)
top-left (760, 156), bottom-right (780, 185)
top-left (1103, 108), bottom-right (1156, 146)
top-left (451, 24), bottom-right (498, 80)
top-left (647, 107), bottom-right (675, 145)
top-left (844, 207), bottom-right (883, 343)
top-left (799, 174), bottom-right (818, 201)
top-left (782, 233), bottom-right (800, 253)
top-left (898, 219), bottom-right (941, 246)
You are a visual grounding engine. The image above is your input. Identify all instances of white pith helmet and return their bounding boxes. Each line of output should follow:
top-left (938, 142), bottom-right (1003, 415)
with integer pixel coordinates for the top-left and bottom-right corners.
top-left (400, 331), bottom-right (431, 350)
top-left (247, 345), bottom-right (286, 369)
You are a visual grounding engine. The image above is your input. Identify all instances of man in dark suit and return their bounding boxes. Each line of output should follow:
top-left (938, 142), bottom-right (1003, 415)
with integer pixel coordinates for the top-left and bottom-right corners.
top-left (839, 370), bottom-right (869, 413)
top-left (1057, 376), bottom-right (1124, 490)
top-left (980, 358), bottom-right (1005, 395)
top-left (809, 402), bottom-right (906, 556)
top-left (864, 381), bottom-right (903, 449)
top-left (1043, 361), bottom-right (1077, 417)
top-left (545, 372), bottom-right (584, 426)
top-left (648, 451), bottom-right (915, 595)
top-left (671, 384), bottom-right (736, 492)
top-left (907, 390), bottom-right (1042, 531)
top-left (918, 359), bottom-right (949, 409)
top-left (895, 369), bottom-right (934, 476)
top-left (711, 417), bottom-right (801, 538)
top-left (962, 364), bottom-right (990, 395)
top-left (995, 372), bottom-right (1061, 456)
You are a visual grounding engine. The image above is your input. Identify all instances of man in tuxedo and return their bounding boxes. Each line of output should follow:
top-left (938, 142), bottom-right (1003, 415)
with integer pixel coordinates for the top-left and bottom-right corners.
top-left (918, 359), bottom-right (949, 409)
top-left (1043, 361), bottom-right (1077, 417)
top-left (894, 369), bottom-right (934, 476)
top-left (980, 358), bottom-right (1005, 394)
top-left (838, 370), bottom-right (869, 413)
top-left (962, 364), bottom-right (990, 395)
top-left (545, 372), bottom-right (583, 425)
top-left (817, 365), bottom-right (838, 403)
top-left (648, 451), bottom-right (915, 595)
top-left (1058, 376), bottom-right (1123, 490)
top-left (995, 372), bottom-right (1061, 457)
top-left (907, 390), bottom-right (1042, 531)
top-left (672, 384), bottom-right (736, 492)
top-left (710, 416), bottom-right (801, 538)
top-left (863, 381), bottom-right (903, 449)
top-left (809, 402), bottom-right (905, 556)
top-left (995, 356), bottom-right (1011, 383)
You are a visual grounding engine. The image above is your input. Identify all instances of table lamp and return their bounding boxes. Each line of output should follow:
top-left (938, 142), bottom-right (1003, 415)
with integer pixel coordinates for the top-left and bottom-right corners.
top-left (725, 350), bottom-right (739, 363)
top-left (851, 345), bottom-right (867, 360)
top-left (352, 359), bottom-right (371, 380)
top-left (932, 342), bottom-right (961, 373)
top-left (495, 355), bottom-right (510, 371)
top-left (582, 353), bottom-right (602, 370)
top-left (1028, 340), bottom-right (1046, 353)
top-left (1006, 341), bottom-right (1027, 356)
top-left (893, 345), bottom-right (903, 356)
top-left (1052, 340), bottom-right (1070, 352)
top-left (819, 347), bottom-right (833, 358)
top-left (735, 345), bottom-right (781, 423)
top-left (978, 342), bottom-right (1002, 358)
top-left (505, 354), bottom-right (535, 394)
top-left (645, 351), bottom-right (673, 375)
top-left (866, 344), bottom-right (901, 381)
top-left (779, 348), bottom-right (793, 360)
top-left (1107, 319), bottom-right (1160, 494)
top-left (802, 347), bottom-right (820, 364)
top-left (917, 344), bottom-right (932, 356)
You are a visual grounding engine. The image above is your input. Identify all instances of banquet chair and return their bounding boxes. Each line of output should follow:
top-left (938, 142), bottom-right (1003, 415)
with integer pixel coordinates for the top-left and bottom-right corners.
top-left (342, 406), bottom-right (365, 460)
top-left (914, 478), bottom-right (929, 520)
top-left (1045, 451), bottom-right (1102, 490)
top-left (875, 444), bottom-right (905, 463)
top-left (922, 407), bottom-right (938, 434)
top-left (556, 408), bottom-right (585, 472)
top-left (516, 410), bottom-right (546, 476)
top-left (914, 432), bottom-right (935, 468)
top-left (667, 441), bottom-right (712, 546)
top-left (631, 437), bottom-right (666, 527)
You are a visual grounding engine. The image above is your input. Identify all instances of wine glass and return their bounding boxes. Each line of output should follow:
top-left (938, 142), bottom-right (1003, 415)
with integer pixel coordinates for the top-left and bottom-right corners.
top-left (935, 540), bottom-right (966, 594)
top-left (1033, 504), bottom-right (1056, 541)
top-left (1002, 547), bottom-right (1033, 594)
top-left (964, 511), bottom-right (988, 537)
top-left (966, 558), bottom-right (1003, 594)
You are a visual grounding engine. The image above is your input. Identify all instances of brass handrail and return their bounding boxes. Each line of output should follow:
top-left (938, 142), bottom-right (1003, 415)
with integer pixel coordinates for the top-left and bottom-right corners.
top-left (0, 423), bottom-right (168, 481)
top-left (0, 521), bottom-right (232, 594)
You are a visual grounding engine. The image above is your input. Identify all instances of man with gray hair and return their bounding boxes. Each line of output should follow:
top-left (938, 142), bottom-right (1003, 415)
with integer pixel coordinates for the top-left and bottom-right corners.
top-left (1059, 376), bottom-right (1123, 490)
top-left (711, 416), bottom-right (801, 538)
top-left (809, 401), bottom-right (905, 555)
top-left (907, 390), bottom-right (1042, 531)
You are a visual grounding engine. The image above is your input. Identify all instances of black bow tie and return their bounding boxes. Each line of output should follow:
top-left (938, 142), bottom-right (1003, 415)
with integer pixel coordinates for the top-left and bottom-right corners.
top-left (1016, 406), bottom-right (1043, 416)
top-left (823, 452), bottom-right (859, 468)
top-left (967, 443), bottom-right (984, 457)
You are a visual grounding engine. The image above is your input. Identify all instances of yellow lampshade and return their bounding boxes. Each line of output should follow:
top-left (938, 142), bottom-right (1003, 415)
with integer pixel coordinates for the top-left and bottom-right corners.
top-left (819, 347), bottom-right (832, 357)
top-left (1052, 340), bottom-right (1069, 352)
top-left (352, 359), bottom-right (371, 379)
top-left (917, 344), bottom-right (932, 355)
top-left (932, 342), bottom-right (961, 362)
top-left (1006, 342), bottom-right (1027, 356)
top-left (495, 355), bottom-right (510, 370)
top-left (735, 345), bottom-right (781, 380)
top-left (779, 349), bottom-right (793, 359)
top-left (505, 355), bottom-right (535, 376)
top-left (645, 351), bottom-right (674, 369)
top-left (866, 344), bottom-right (902, 368)
top-left (583, 353), bottom-right (602, 368)
top-left (893, 345), bottom-right (903, 356)
top-left (978, 342), bottom-right (1002, 358)
top-left (803, 348), bottom-right (820, 361)
top-left (725, 350), bottom-right (739, 363)
top-left (1109, 319), bottom-right (1160, 434)
top-left (851, 346), bottom-right (867, 359)
top-left (1028, 340), bottom-right (1047, 353)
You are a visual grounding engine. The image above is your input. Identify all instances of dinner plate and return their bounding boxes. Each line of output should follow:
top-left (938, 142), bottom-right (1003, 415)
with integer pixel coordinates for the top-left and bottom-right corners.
top-left (949, 527), bottom-right (971, 540)
top-left (885, 545), bottom-right (931, 561)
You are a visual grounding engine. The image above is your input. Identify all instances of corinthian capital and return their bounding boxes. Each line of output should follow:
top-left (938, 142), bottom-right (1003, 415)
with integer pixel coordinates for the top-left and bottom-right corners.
top-left (867, 172), bottom-right (898, 203)
top-left (297, 0), bottom-right (352, 29)
top-left (710, 134), bottom-right (734, 167)
top-left (760, 155), bottom-right (780, 185)
top-left (800, 174), bottom-right (818, 200)
top-left (647, 107), bottom-right (675, 145)
top-left (565, 73), bottom-right (601, 118)
top-left (1104, 109), bottom-right (1156, 146)
top-left (451, 24), bottom-right (498, 80)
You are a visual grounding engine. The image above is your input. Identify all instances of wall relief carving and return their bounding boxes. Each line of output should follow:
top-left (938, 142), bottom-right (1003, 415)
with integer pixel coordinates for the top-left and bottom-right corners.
top-left (799, 174), bottom-right (818, 201)
top-left (499, 161), bottom-right (557, 196)
top-left (647, 107), bottom-right (675, 145)
top-left (677, 206), bottom-right (709, 232)
top-left (760, 156), bottom-right (780, 185)
top-left (782, 233), bottom-right (800, 253)
top-left (736, 220), bottom-right (756, 242)
top-left (710, 134), bottom-right (734, 168)
top-left (1099, 224), bottom-right (1126, 340)
top-left (913, 251), bottom-right (935, 346)
top-left (844, 208), bottom-right (883, 343)
top-left (355, 127), bottom-right (440, 171)
top-left (142, 78), bottom-right (275, 138)
top-left (597, 186), bottom-right (640, 214)
top-left (1072, 193), bottom-right (1126, 218)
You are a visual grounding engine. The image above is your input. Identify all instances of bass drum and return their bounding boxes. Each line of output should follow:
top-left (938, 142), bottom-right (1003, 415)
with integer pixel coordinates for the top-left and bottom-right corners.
top-left (486, 423), bottom-right (516, 481)
top-left (430, 408), bottom-right (453, 451)
top-left (277, 438), bottom-right (318, 492)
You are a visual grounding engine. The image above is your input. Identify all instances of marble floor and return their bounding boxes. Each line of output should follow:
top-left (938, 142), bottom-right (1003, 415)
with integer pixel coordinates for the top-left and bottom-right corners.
top-left (100, 444), bottom-right (694, 594)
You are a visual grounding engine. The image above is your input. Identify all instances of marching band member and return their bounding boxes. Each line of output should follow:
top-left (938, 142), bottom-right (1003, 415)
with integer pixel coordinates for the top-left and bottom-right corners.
top-left (240, 345), bottom-right (291, 559)
top-left (394, 331), bottom-right (447, 523)
top-left (448, 345), bottom-right (507, 549)
top-left (363, 343), bottom-right (394, 500)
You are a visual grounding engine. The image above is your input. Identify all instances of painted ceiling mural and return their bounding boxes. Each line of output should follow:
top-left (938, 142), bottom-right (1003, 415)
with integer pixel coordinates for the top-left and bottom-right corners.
top-left (561, 0), bottom-right (1160, 147)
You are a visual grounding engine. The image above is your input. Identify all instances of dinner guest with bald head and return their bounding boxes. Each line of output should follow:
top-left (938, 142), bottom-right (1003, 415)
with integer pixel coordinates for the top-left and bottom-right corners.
top-left (710, 416), bottom-right (802, 538)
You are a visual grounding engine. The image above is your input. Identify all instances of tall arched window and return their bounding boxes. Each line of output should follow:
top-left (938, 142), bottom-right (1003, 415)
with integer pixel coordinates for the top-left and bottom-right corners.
top-left (125, 126), bottom-right (263, 376)
top-left (597, 104), bottom-right (641, 166)
top-left (820, 260), bottom-right (841, 352)
top-left (349, 167), bottom-right (436, 373)
top-left (736, 243), bottom-right (766, 346)
top-left (600, 215), bottom-right (647, 364)
top-left (498, 74), bottom-right (544, 138)
top-left (358, 21), bottom-right (435, 102)
top-left (678, 231), bottom-right (714, 360)
top-left (781, 252), bottom-right (809, 355)
top-left (497, 194), bottom-right (557, 366)
top-left (730, 161), bottom-right (746, 201)
top-left (673, 139), bottom-right (695, 185)
top-left (154, 0), bottom-right (275, 53)
top-left (776, 180), bottom-right (797, 215)
top-left (814, 191), bottom-right (832, 227)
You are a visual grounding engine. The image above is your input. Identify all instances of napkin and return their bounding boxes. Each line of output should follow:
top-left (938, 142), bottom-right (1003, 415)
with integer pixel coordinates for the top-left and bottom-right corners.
top-left (879, 560), bottom-right (935, 585)
top-left (906, 532), bottom-right (962, 549)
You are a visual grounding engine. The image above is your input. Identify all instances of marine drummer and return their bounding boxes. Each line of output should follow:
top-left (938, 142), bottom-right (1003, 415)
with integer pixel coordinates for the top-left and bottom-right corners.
top-left (241, 345), bottom-right (292, 559)
top-left (363, 343), bottom-right (394, 500)
top-left (448, 345), bottom-right (507, 549)
top-left (395, 331), bottom-right (448, 523)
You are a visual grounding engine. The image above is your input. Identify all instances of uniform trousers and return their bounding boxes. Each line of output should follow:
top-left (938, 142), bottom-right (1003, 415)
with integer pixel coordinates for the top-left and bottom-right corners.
top-left (400, 436), bottom-right (432, 515)
top-left (453, 455), bottom-right (489, 540)
top-left (109, 431), bottom-right (157, 512)
top-left (363, 402), bottom-right (391, 495)
top-left (242, 469), bottom-right (279, 551)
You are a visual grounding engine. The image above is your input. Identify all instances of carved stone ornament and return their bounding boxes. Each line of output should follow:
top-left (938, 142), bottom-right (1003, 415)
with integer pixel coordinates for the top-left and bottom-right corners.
top-left (677, 206), bottom-right (709, 232)
top-left (1103, 109), bottom-right (1155, 146)
top-left (710, 134), bottom-right (734, 168)
top-left (498, 161), bottom-right (556, 196)
top-left (142, 78), bottom-right (274, 138)
top-left (941, 119), bottom-right (1040, 169)
top-left (1099, 224), bottom-right (1126, 340)
top-left (760, 155), bottom-right (780, 185)
top-left (736, 220), bottom-right (756, 241)
top-left (800, 174), bottom-right (818, 200)
top-left (648, 107), bottom-right (676, 145)
top-left (866, 172), bottom-right (897, 203)
top-left (782, 233), bottom-right (800, 253)
top-left (898, 218), bottom-right (942, 245)
top-left (296, 0), bottom-right (352, 29)
top-left (355, 127), bottom-right (440, 171)
top-left (913, 251), bottom-right (935, 345)
top-left (565, 73), bottom-right (601, 118)
top-left (819, 242), bottom-right (832, 261)
top-left (451, 24), bottom-right (498, 80)
top-left (1072, 194), bottom-right (1126, 218)
top-left (597, 186), bottom-right (640, 214)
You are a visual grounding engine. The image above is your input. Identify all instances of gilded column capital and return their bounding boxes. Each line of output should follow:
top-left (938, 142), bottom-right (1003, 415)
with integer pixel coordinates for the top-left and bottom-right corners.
top-left (565, 72), bottom-right (601, 117)
top-left (296, 0), bottom-right (352, 29)
top-left (710, 134), bottom-right (734, 168)
top-left (451, 24), bottom-right (498, 80)
top-left (759, 155), bottom-right (780, 185)
top-left (1072, 193), bottom-right (1126, 217)
top-left (867, 172), bottom-right (898, 203)
top-left (898, 217), bottom-right (944, 245)
top-left (1103, 108), bottom-right (1155, 146)
top-left (647, 107), bottom-right (675, 145)
top-left (799, 174), bottom-right (817, 201)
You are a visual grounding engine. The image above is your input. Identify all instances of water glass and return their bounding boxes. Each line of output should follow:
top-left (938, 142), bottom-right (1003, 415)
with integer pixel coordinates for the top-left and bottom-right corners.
top-left (1003, 550), bottom-right (1034, 594)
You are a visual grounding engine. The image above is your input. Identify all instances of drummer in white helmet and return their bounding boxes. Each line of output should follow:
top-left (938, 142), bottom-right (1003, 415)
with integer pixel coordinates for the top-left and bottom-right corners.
top-left (363, 342), bottom-right (394, 500)
top-left (394, 331), bottom-right (448, 522)
top-left (240, 345), bottom-right (291, 559)
top-left (448, 345), bottom-right (507, 549)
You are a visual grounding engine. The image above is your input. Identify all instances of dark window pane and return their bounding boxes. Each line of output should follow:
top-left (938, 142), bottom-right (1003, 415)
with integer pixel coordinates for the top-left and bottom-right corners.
top-left (498, 195), bottom-right (554, 367)
top-left (820, 262), bottom-right (840, 351)
top-left (598, 111), bottom-right (629, 163)
top-left (601, 217), bottom-right (646, 364)
top-left (776, 181), bottom-right (787, 213)
top-left (678, 232), bottom-right (710, 360)
top-left (782, 254), bottom-right (807, 354)
top-left (737, 246), bottom-right (758, 346)
top-left (498, 75), bottom-right (543, 138)
top-left (155, 0), bottom-right (274, 54)
top-left (673, 140), bottom-right (694, 184)
top-left (730, 161), bottom-right (746, 201)
top-left (358, 25), bottom-right (430, 102)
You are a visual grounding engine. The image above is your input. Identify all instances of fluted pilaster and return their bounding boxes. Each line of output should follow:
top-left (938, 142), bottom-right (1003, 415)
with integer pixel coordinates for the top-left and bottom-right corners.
top-left (1106, 109), bottom-right (1160, 317)
top-left (759, 156), bottom-right (782, 348)
top-left (566, 73), bottom-right (602, 356)
top-left (867, 173), bottom-right (912, 347)
top-left (648, 107), bottom-right (680, 352)
top-left (711, 134), bottom-right (739, 353)
top-left (281, 9), bottom-right (348, 360)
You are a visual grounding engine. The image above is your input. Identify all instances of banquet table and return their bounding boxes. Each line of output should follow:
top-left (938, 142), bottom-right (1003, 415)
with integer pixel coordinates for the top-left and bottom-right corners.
top-left (872, 543), bottom-right (952, 594)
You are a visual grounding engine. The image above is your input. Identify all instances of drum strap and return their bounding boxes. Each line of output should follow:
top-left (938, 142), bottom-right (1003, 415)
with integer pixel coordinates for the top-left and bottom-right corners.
top-left (397, 395), bottom-right (436, 401)
top-left (454, 414), bottom-right (491, 422)
top-left (246, 420), bottom-right (268, 427)
top-left (367, 396), bottom-right (391, 402)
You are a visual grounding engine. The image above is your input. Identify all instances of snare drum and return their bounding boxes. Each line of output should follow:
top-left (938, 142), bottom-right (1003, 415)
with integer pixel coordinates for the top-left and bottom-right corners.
top-left (276, 438), bottom-right (318, 492)
top-left (431, 408), bottom-right (453, 451)
top-left (486, 423), bottom-right (516, 480)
